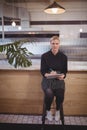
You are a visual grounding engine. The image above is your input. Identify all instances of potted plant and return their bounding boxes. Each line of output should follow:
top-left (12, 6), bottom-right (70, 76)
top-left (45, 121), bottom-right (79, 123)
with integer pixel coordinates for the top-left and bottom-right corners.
top-left (0, 39), bottom-right (33, 68)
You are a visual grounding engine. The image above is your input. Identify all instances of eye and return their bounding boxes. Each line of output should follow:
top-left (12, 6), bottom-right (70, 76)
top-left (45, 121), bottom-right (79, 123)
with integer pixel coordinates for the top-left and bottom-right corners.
top-left (56, 43), bottom-right (59, 45)
top-left (52, 43), bottom-right (59, 45)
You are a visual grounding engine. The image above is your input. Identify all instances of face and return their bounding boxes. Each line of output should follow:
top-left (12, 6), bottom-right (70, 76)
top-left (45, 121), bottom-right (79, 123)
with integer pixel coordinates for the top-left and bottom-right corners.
top-left (50, 39), bottom-right (60, 54)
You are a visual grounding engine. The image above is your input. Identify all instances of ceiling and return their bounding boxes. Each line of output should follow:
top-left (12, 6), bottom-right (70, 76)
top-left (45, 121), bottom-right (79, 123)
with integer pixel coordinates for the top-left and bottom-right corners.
top-left (5, 0), bottom-right (87, 3)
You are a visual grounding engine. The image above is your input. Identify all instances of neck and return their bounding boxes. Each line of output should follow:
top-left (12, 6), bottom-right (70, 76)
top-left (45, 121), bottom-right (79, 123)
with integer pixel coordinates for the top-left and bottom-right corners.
top-left (51, 49), bottom-right (58, 55)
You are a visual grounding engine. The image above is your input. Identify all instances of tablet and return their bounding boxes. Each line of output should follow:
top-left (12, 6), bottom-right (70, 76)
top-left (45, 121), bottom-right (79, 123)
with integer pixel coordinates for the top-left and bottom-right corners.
top-left (46, 73), bottom-right (64, 79)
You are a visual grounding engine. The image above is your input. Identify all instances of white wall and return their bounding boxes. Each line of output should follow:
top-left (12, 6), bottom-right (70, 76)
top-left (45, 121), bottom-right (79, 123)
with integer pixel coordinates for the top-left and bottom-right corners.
top-left (0, 1), bottom-right (87, 42)
top-left (28, 1), bottom-right (87, 38)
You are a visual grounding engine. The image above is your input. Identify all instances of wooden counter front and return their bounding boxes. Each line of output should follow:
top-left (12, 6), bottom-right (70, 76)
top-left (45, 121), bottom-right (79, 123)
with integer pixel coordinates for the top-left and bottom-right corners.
top-left (0, 70), bottom-right (87, 116)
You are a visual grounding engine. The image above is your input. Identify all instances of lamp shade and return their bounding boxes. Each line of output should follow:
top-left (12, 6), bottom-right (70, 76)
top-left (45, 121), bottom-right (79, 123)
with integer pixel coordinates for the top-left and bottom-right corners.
top-left (44, 1), bottom-right (65, 14)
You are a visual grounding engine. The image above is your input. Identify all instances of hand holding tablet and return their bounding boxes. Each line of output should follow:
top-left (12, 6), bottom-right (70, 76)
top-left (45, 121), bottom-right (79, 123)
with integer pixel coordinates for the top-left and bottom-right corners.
top-left (46, 73), bottom-right (64, 79)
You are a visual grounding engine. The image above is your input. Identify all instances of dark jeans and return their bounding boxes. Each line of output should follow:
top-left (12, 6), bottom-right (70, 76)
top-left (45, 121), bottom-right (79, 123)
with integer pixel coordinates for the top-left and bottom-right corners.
top-left (41, 78), bottom-right (65, 110)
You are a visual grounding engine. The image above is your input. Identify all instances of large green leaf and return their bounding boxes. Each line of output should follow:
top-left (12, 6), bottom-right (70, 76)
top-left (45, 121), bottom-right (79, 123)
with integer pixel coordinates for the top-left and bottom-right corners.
top-left (0, 40), bottom-right (33, 68)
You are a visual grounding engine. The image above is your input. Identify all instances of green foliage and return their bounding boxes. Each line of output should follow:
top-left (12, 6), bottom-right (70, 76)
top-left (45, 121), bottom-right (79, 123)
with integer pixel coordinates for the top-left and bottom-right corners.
top-left (0, 39), bottom-right (33, 68)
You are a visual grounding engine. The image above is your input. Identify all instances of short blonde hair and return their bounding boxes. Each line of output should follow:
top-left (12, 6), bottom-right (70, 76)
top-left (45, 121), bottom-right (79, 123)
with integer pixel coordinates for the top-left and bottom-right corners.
top-left (50, 35), bottom-right (60, 43)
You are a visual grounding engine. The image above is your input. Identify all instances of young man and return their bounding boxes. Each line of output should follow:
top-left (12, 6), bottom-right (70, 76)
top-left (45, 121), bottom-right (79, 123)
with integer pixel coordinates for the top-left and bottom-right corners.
top-left (40, 35), bottom-right (68, 121)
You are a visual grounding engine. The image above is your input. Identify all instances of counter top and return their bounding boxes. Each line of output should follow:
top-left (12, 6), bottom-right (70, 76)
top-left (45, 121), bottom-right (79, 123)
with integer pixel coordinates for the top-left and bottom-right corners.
top-left (0, 59), bottom-right (87, 71)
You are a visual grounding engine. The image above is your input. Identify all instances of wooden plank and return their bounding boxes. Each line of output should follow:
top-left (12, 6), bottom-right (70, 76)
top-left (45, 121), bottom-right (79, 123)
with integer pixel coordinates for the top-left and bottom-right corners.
top-left (0, 70), bottom-right (87, 115)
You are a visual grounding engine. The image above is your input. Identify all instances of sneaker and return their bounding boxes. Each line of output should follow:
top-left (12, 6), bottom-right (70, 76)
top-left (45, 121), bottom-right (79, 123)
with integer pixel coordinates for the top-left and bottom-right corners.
top-left (46, 111), bottom-right (53, 121)
top-left (55, 110), bottom-right (60, 121)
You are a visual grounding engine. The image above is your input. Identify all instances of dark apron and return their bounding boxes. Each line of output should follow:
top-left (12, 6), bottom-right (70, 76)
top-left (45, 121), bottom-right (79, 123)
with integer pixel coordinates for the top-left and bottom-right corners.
top-left (41, 77), bottom-right (65, 91)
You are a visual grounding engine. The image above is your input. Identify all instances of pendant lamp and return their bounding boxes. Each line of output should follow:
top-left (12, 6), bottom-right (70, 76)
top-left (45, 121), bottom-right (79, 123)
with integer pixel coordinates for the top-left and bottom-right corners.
top-left (44, 1), bottom-right (65, 14)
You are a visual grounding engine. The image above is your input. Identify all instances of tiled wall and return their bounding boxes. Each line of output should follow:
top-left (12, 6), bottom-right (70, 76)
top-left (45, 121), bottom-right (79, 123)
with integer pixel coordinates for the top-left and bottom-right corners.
top-left (0, 37), bottom-right (87, 61)
top-left (21, 38), bottom-right (87, 61)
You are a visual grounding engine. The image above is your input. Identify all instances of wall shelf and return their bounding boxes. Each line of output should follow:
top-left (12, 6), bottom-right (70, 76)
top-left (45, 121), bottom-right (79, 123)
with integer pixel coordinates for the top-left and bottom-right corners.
top-left (0, 31), bottom-right (59, 38)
